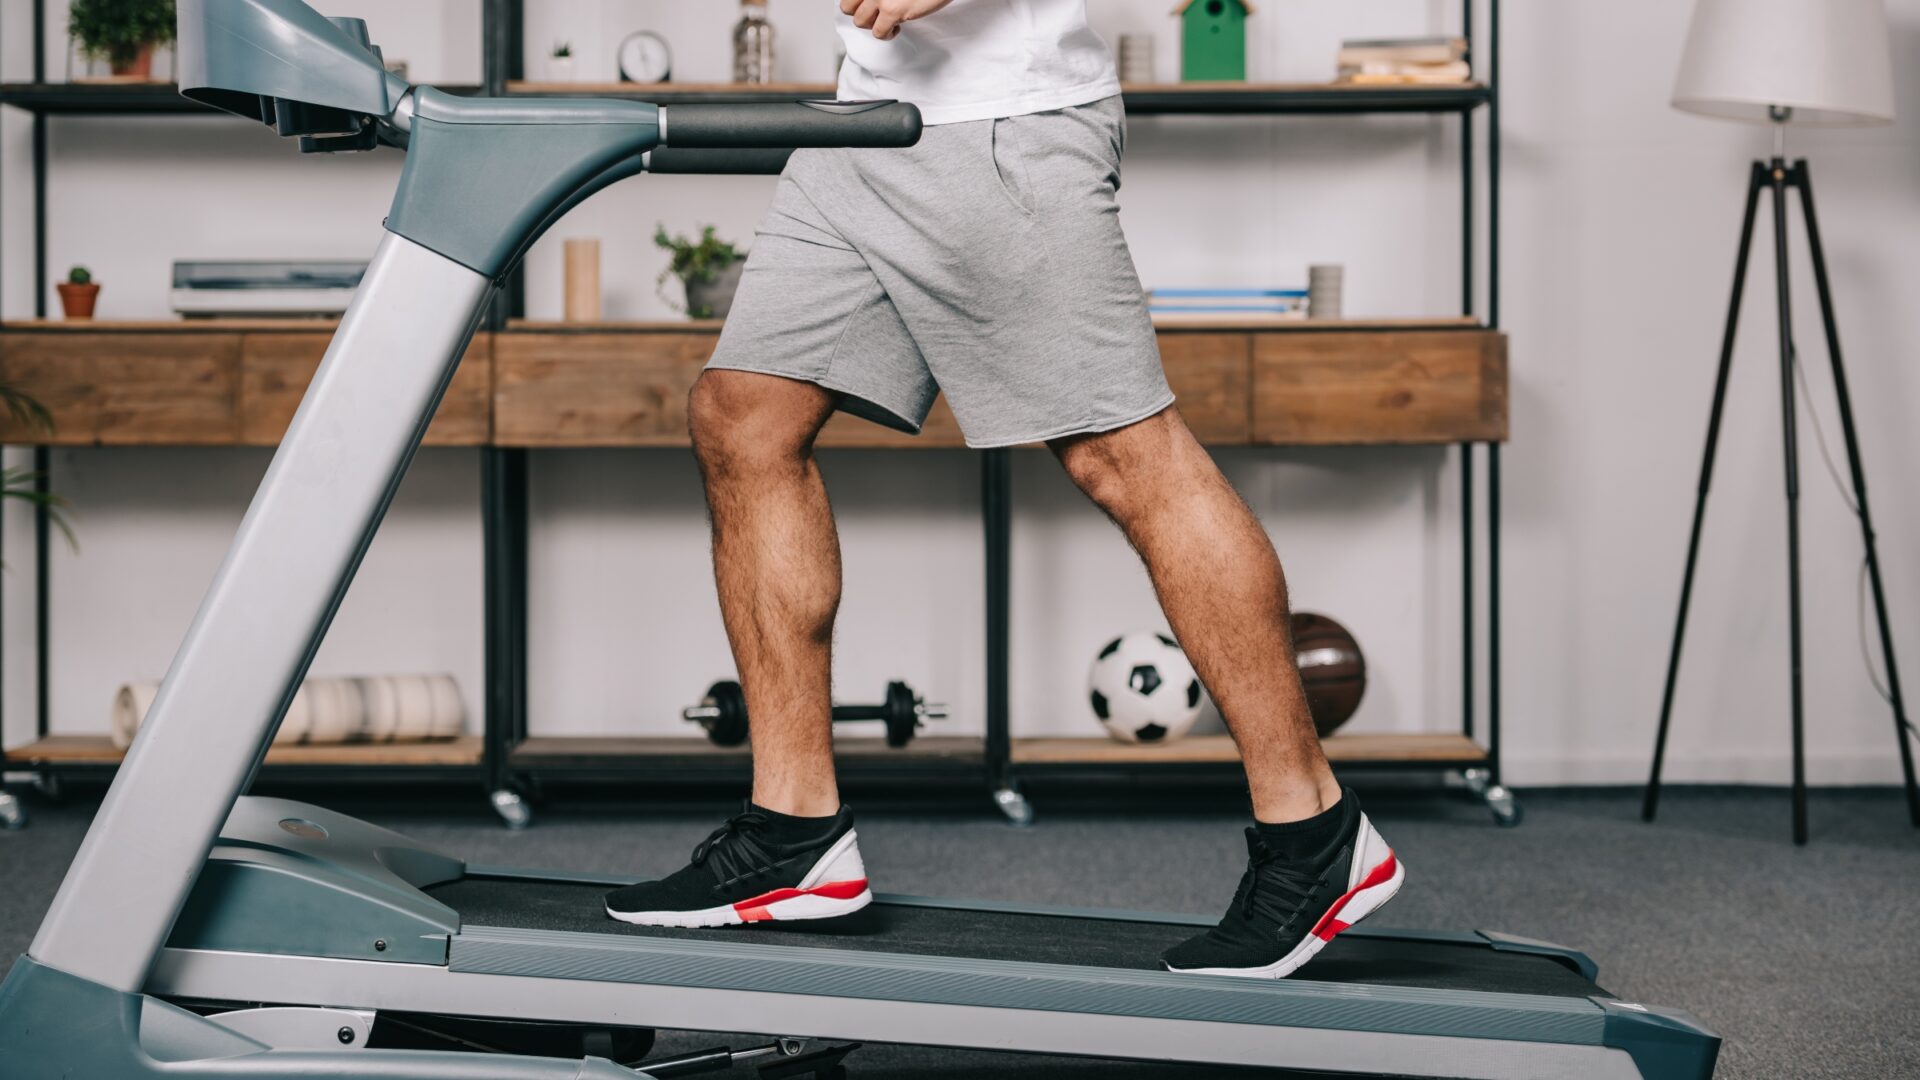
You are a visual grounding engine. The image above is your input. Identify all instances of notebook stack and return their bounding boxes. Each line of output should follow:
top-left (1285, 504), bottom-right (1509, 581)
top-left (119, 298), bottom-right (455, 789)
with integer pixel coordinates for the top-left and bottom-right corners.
top-left (1335, 37), bottom-right (1470, 85)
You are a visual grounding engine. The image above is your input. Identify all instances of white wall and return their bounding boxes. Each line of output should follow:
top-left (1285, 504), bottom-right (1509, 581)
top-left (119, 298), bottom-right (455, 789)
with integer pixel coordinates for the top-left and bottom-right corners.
top-left (2, 0), bottom-right (1917, 786)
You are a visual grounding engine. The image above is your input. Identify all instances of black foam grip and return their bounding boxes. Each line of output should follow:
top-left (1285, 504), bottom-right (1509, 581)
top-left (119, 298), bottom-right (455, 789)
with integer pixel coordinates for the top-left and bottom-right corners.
top-left (663, 100), bottom-right (922, 149)
top-left (646, 147), bottom-right (796, 175)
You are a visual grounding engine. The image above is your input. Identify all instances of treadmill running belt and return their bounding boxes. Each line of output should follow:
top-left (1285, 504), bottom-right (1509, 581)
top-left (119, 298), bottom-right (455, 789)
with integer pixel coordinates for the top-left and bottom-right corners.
top-left (427, 878), bottom-right (1602, 1000)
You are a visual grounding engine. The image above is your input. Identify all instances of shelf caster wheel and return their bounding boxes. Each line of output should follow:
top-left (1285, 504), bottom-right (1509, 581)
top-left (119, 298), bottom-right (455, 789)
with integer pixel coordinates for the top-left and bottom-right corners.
top-left (491, 788), bottom-right (533, 830)
top-left (0, 790), bottom-right (26, 831)
top-left (1485, 786), bottom-right (1522, 827)
top-left (33, 772), bottom-right (63, 803)
top-left (1461, 768), bottom-right (1522, 827)
top-left (993, 784), bottom-right (1034, 827)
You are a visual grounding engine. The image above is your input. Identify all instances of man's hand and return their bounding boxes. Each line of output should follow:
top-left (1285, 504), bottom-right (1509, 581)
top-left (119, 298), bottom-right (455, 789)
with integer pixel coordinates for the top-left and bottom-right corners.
top-left (841, 0), bottom-right (956, 41)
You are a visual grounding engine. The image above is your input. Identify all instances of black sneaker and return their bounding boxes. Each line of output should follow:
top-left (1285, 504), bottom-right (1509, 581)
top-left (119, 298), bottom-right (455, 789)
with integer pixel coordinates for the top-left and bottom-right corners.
top-left (604, 806), bottom-right (872, 928)
top-left (1162, 798), bottom-right (1404, 978)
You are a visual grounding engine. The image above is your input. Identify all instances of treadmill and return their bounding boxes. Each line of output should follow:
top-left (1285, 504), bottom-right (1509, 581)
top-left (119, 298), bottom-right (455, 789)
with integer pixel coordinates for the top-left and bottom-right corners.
top-left (0, 3), bottom-right (1721, 1078)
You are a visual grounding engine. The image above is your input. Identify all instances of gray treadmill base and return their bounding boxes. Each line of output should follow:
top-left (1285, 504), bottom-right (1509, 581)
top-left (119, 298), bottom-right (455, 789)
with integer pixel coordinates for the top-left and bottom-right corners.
top-left (0, 955), bottom-right (649, 1079)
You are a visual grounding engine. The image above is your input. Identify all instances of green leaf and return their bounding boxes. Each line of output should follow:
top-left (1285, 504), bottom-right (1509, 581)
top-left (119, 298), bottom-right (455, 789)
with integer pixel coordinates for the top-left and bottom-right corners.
top-left (0, 467), bottom-right (77, 554)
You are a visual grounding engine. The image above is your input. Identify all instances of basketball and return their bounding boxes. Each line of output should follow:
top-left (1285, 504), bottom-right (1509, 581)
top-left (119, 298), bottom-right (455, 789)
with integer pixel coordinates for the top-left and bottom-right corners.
top-left (1291, 612), bottom-right (1366, 737)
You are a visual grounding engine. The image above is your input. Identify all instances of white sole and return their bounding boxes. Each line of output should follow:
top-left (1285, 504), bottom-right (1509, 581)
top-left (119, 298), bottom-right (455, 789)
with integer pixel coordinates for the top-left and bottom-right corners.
top-left (1166, 852), bottom-right (1407, 980)
top-left (607, 881), bottom-right (873, 928)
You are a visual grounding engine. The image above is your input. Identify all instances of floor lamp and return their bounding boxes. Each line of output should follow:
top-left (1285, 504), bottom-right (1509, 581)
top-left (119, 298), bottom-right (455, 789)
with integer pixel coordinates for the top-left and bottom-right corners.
top-left (1642, 0), bottom-right (1919, 844)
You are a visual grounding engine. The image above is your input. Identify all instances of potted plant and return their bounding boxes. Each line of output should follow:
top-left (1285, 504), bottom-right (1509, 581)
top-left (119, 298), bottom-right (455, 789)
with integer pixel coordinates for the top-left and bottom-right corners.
top-left (655, 225), bottom-right (747, 320)
top-left (69, 0), bottom-right (177, 80)
top-left (57, 266), bottom-right (100, 321)
top-left (549, 41), bottom-right (574, 82)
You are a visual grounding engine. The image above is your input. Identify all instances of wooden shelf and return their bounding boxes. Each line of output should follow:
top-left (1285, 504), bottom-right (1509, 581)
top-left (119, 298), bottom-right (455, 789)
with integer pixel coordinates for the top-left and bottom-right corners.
top-left (2, 319), bottom-right (341, 333)
top-left (0, 316), bottom-right (1482, 336)
top-left (0, 80), bottom-right (1485, 119)
top-left (502, 316), bottom-right (1485, 334)
top-left (508, 81), bottom-right (838, 105)
top-left (503, 80), bottom-right (1488, 116)
top-left (1012, 732), bottom-right (1487, 766)
top-left (0, 324), bottom-right (1505, 448)
top-left (7, 734), bottom-right (484, 767)
top-left (0, 82), bottom-right (483, 115)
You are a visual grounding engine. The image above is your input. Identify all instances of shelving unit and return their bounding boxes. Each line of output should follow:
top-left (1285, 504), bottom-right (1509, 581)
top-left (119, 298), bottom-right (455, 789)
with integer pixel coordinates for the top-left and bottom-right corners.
top-left (0, 0), bottom-right (1505, 829)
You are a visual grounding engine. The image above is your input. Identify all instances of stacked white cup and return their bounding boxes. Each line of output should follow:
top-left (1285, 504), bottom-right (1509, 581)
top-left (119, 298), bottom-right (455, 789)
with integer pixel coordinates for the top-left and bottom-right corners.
top-left (1308, 264), bottom-right (1345, 320)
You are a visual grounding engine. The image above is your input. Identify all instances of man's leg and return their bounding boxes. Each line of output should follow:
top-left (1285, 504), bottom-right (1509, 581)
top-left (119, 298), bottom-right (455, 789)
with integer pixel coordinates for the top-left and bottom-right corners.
top-left (1052, 406), bottom-right (1340, 824)
top-left (607, 367), bottom-right (872, 926)
top-left (687, 369), bottom-right (846, 818)
top-left (1056, 406), bottom-right (1401, 976)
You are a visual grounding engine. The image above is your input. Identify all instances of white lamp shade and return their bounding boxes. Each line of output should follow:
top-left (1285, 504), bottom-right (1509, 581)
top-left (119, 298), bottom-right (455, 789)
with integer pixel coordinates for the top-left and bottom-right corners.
top-left (1673, 0), bottom-right (1895, 125)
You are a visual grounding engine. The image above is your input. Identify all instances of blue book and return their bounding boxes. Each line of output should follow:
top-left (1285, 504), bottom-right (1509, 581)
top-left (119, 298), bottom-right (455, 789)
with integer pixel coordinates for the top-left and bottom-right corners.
top-left (1149, 305), bottom-right (1306, 314)
top-left (1150, 288), bottom-right (1309, 299)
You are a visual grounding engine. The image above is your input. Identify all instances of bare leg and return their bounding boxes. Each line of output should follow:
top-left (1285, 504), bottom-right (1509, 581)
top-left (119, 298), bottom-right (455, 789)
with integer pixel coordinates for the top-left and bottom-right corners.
top-left (688, 369), bottom-right (844, 817)
top-left (1052, 407), bottom-right (1341, 823)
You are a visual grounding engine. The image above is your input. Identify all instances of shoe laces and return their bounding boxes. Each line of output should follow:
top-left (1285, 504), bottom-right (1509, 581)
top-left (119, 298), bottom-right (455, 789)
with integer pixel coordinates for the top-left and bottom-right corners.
top-left (692, 809), bottom-right (775, 883)
top-left (1236, 829), bottom-right (1328, 928)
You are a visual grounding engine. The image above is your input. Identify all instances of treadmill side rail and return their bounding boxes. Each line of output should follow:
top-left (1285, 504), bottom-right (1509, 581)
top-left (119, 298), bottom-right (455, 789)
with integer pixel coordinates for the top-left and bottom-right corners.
top-left (150, 946), bottom-right (1661, 1080)
top-left (1477, 929), bottom-right (1602, 982)
top-left (0, 957), bottom-right (654, 1079)
top-left (1598, 998), bottom-right (1724, 1080)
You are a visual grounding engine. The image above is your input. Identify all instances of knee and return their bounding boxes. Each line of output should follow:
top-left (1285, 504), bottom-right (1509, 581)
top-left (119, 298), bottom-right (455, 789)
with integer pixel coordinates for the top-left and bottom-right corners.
top-left (1054, 409), bottom-right (1185, 516)
top-left (1058, 439), bottom-right (1132, 513)
top-left (688, 372), bottom-right (816, 477)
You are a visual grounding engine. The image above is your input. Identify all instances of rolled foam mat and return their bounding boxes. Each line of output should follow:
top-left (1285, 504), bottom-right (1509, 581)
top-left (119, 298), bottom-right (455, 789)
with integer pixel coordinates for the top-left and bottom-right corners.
top-left (110, 673), bottom-right (466, 749)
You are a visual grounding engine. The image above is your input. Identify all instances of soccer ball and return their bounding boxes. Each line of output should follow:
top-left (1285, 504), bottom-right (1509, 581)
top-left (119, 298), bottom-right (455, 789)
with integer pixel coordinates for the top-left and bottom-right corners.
top-left (1088, 632), bottom-right (1204, 744)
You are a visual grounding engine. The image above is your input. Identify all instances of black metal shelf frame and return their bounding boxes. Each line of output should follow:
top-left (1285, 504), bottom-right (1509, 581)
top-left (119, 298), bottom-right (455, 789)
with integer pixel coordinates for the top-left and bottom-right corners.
top-left (473, 0), bottom-right (1505, 824)
top-left (0, 0), bottom-right (1502, 828)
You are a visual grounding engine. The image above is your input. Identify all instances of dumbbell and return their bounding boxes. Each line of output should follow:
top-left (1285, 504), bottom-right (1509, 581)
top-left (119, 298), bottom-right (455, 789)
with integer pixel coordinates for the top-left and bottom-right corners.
top-left (683, 679), bottom-right (947, 748)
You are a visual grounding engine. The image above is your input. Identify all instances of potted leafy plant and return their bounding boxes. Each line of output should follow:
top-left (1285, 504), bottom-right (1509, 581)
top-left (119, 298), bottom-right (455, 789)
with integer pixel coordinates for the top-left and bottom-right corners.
top-left (0, 387), bottom-right (76, 554)
top-left (655, 225), bottom-right (747, 320)
top-left (69, 0), bottom-right (177, 80)
top-left (549, 41), bottom-right (574, 82)
top-left (57, 266), bottom-right (100, 321)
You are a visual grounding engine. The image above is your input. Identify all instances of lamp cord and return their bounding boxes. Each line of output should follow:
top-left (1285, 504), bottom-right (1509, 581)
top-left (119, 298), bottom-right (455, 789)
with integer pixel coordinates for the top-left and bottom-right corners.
top-left (1788, 340), bottom-right (1917, 745)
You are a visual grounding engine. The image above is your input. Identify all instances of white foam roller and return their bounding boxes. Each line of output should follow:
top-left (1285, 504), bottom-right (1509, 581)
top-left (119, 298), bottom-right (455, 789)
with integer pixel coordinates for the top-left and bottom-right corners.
top-left (302, 679), bottom-right (362, 744)
top-left (110, 674), bottom-right (465, 747)
top-left (364, 677), bottom-right (404, 742)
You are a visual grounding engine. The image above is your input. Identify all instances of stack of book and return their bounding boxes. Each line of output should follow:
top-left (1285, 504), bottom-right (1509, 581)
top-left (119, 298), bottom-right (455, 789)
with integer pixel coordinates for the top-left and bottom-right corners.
top-left (1148, 288), bottom-right (1308, 319)
top-left (1335, 37), bottom-right (1470, 85)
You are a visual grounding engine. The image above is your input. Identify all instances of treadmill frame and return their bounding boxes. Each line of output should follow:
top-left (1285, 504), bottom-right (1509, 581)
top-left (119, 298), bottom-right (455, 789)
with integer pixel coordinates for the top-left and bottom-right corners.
top-left (138, 794), bottom-right (1716, 1080)
top-left (149, 865), bottom-right (1701, 1080)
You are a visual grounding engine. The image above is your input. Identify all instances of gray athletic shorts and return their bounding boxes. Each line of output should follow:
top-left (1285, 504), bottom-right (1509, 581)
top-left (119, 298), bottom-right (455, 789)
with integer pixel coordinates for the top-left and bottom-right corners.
top-left (705, 95), bottom-right (1173, 449)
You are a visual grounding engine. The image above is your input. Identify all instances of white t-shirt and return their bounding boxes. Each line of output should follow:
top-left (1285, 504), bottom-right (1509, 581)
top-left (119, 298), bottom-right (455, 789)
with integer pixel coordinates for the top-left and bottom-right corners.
top-left (836, 0), bottom-right (1121, 126)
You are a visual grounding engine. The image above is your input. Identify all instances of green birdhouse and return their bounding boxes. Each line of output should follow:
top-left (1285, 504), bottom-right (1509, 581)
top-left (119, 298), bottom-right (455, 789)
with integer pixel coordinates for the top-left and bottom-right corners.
top-left (1175, 0), bottom-right (1253, 82)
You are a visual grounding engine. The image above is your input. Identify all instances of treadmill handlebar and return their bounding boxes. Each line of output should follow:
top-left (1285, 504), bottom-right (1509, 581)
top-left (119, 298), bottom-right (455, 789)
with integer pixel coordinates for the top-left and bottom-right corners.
top-left (645, 147), bottom-right (796, 176)
top-left (661, 100), bottom-right (922, 150)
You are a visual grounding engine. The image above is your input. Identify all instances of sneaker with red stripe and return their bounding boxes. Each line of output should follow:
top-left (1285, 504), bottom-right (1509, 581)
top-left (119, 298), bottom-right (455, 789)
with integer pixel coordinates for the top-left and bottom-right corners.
top-left (605, 806), bottom-right (872, 928)
top-left (1162, 796), bottom-right (1404, 978)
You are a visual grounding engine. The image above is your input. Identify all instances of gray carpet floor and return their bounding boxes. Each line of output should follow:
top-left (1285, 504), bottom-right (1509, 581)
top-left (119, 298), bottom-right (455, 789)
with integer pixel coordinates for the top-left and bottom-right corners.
top-left (2, 786), bottom-right (1915, 1078)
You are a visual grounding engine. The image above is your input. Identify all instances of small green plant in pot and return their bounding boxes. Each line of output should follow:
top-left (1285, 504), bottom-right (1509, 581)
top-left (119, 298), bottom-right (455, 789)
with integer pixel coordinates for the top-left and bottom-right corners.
top-left (70, 0), bottom-right (177, 79)
top-left (548, 40), bottom-right (574, 81)
top-left (57, 266), bottom-right (100, 321)
top-left (655, 225), bottom-right (746, 320)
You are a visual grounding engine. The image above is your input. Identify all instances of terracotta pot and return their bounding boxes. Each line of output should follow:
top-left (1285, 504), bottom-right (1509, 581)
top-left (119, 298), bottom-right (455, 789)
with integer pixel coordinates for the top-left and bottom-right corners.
top-left (57, 283), bottom-right (100, 320)
top-left (110, 43), bottom-right (155, 79)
